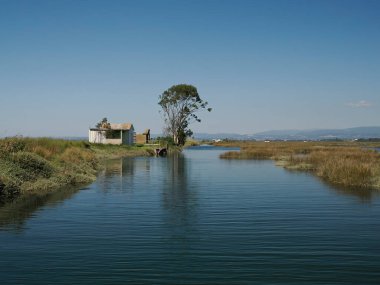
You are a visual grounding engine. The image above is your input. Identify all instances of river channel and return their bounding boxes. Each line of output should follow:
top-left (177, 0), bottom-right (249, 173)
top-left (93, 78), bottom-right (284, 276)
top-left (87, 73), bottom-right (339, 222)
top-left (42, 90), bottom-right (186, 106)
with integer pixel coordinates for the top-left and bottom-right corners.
top-left (1, 146), bottom-right (379, 284)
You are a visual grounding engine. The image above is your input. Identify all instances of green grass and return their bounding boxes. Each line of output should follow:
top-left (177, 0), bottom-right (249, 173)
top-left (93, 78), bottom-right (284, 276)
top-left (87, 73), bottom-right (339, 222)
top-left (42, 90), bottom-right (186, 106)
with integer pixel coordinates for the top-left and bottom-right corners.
top-left (218, 141), bottom-right (380, 189)
top-left (0, 137), bottom-right (154, 200)
top-left (90, 143), bottom-right (155, 159)
top-left (184, 138), bottom-right (201, 147)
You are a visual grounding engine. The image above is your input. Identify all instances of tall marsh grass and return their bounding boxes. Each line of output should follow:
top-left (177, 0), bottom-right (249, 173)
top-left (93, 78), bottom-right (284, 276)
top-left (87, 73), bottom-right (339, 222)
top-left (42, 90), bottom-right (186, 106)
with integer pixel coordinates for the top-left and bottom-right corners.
top-left (0, 137), bottom-right (98, 198)
top-left (219, 141), bottom-right (380, 189)
top-left (0, 137), bottom-right (155, 199)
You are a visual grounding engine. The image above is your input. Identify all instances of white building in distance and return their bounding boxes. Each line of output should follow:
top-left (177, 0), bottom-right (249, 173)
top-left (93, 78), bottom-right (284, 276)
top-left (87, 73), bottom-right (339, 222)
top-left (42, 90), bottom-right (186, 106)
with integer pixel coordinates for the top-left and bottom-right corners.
top-left (89, 123), bottom-right (135, 145)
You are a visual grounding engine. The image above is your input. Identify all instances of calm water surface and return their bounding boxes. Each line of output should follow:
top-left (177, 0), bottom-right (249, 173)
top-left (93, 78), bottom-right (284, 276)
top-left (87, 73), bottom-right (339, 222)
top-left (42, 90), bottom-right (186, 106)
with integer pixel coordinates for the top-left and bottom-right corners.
top-left (1, 146), bottom-right (380, 284)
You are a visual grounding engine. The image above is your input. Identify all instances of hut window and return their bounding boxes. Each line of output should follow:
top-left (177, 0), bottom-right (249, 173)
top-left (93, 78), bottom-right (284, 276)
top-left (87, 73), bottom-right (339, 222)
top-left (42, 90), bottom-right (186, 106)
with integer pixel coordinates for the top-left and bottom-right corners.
top-left (106, 130), bottom-right (121, 139)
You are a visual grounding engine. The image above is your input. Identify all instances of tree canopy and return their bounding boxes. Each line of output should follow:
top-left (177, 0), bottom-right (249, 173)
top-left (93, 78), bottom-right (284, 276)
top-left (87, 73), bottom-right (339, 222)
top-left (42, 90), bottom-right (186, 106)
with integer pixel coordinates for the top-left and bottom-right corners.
top-left (158, 84), bottom-right (211, 146)
top-left (96, 118), bottom-right (111, 129)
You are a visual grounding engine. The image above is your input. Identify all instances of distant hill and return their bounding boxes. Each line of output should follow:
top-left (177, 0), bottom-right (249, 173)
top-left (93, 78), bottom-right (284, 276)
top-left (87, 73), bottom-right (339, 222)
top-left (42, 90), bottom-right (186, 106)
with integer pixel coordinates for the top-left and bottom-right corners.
top-left (5, 128), bottom-right (378, 141)
top-left (193, 127), bottom-right (380, 141)
top-left (193, 133), bottom-right (255, 140)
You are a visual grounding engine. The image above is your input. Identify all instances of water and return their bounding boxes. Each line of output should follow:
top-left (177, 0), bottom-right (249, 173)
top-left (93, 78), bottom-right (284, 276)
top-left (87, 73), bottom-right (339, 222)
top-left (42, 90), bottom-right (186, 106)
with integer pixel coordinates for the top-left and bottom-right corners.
top-left (1, 146), bottom-right (380, 284)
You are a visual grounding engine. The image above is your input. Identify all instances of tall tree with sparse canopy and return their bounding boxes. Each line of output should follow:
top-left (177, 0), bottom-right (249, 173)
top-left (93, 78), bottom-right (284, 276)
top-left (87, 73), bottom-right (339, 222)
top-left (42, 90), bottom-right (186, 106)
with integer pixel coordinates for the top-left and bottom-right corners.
top-left (158, 84), bottom-right (211, 146)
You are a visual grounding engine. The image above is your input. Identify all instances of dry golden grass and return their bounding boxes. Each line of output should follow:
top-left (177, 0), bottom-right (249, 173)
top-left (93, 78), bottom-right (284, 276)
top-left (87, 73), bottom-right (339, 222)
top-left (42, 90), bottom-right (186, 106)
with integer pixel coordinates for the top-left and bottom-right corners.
top-left (218, 141), bottom-right (380, 189)
top-left (0, 137), bottom-right (154, 199)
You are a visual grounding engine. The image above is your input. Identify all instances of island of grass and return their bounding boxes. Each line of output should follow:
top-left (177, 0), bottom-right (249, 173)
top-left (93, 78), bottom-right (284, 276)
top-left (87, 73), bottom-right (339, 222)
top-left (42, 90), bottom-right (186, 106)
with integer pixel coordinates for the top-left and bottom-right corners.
top-left (218, 141), bottom-right (380, 189)
top-left (0, 137), bottom-right (156, 199)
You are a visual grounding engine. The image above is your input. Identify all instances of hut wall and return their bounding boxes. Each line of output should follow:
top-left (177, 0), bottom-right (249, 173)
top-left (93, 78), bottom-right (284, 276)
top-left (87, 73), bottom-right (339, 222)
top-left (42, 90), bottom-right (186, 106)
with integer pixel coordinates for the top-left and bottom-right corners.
top-left (126, 128), bottom-right (135, 145)
top-left (135, 134), bottom-right (148, 144)
top-left (122, 130), bottom-right (129, 145)
top-left (104, 138), bottom-right (122, 145)
top-left (89, 127), bottom-right (134, 145)
top-left (89, 130), bottom-right (106, 144)
top-left (121, 130), bottom-right (134, 145)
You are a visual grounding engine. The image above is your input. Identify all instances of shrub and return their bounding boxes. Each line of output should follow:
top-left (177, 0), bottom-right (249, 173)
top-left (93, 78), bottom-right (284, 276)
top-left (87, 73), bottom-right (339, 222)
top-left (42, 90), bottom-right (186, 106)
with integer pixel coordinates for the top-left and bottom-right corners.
top-left (12, 152), bottom-right (53, 179)
top-left (0, 137), bottom-right (26, 153)
top-left (0, 175), bottom-right (20, 198)
top-left (155, 136), bottom-right (175, 147)
top-left (59, 147), bottom-right (98, 168)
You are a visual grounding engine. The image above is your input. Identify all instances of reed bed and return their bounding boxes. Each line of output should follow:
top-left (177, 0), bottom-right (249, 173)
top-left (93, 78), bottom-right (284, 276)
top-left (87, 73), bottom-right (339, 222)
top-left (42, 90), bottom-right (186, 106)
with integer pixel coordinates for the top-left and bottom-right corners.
top-left (219, 141), bottom-right (380, 189)
top-left (0, 137), bottom-right (154, 199)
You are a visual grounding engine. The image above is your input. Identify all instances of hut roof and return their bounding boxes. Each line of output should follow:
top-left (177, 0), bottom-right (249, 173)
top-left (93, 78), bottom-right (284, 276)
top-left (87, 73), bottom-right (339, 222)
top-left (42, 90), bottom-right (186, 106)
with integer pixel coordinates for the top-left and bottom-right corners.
top-left (110, 123), bottom-right (134, 130)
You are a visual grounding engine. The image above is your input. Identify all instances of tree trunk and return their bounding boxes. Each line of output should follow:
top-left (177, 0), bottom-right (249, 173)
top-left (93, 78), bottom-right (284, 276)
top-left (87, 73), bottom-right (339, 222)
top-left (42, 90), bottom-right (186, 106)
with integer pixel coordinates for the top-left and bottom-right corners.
top-left (173, 133), bottom-right (179, 145)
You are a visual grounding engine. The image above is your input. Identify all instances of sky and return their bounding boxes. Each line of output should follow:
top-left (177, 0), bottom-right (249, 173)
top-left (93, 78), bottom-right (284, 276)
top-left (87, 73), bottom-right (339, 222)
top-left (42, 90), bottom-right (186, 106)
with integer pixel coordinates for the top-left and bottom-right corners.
top-left (0, 0), bottom-right (379, 137)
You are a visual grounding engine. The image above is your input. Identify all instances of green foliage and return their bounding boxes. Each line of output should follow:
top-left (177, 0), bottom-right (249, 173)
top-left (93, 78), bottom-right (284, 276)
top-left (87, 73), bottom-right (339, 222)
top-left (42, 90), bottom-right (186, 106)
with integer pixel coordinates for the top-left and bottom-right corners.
top-left (0, 137), bottom-right (26, 153)
top-left (12, 152), bottom-right (53, 179)
top-left (0, 138), bottom-right (96, 198)
top-left (96, 117), bottom-right (111, 129)
top-left (95, 118), bottom-right (118, 139)
top-left (155, 136), bottom-right (175, 147)
top-left (0, 175), bottom-right (19, 199)
top-left (158, 84), bottom-right (211, 146)
top-left (0, 137), bottom-right (156, 200)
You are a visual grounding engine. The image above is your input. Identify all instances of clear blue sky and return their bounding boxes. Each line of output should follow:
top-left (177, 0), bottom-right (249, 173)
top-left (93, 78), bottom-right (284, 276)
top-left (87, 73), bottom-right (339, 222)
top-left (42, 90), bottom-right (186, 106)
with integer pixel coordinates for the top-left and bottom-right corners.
top-left (0, 0), bottom-right (379, 137)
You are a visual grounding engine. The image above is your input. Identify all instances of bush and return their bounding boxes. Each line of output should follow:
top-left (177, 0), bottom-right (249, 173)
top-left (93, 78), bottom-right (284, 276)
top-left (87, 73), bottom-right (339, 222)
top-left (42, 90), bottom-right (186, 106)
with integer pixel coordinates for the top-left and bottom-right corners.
top-left (0, 175), bottom-right (20, 198)
top-left (12, 152), bottom-right (53, 179)
top-left (59, 147), bottom-right (98, 168)
top-left (155, 136), bottom-right (175, 147)
top-left (0, 137), bottom-right (26, 153)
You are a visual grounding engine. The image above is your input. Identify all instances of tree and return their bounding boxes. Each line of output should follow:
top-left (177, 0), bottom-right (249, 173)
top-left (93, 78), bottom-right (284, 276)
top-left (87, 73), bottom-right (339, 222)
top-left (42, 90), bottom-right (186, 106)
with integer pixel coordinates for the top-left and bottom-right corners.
top-left (96, 117), bottom-right (111, 129)
top-left (158, 84), bottom-right (211, 146)
top-left (95, 117), bottom-right (117, 138)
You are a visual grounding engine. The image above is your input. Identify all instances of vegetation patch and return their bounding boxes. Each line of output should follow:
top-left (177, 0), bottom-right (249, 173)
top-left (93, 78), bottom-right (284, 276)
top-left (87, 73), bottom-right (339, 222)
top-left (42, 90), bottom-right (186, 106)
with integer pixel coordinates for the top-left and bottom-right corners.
top-left (218, 141), bottom-right (380, 189)
top-left (0, 137), bottom-right (155, 200)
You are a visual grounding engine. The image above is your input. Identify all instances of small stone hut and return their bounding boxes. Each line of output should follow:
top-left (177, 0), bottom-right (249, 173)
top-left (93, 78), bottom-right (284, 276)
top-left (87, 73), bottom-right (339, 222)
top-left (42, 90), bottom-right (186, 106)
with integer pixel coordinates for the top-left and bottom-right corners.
top-left (89, 123), bottom-right (135, 145)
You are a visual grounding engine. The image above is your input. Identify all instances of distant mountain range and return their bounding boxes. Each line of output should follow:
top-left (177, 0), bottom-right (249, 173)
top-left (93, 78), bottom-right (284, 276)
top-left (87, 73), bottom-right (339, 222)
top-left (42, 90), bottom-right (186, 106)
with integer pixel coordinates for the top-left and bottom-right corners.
top-left (193, 127), bottom-right (380, 141)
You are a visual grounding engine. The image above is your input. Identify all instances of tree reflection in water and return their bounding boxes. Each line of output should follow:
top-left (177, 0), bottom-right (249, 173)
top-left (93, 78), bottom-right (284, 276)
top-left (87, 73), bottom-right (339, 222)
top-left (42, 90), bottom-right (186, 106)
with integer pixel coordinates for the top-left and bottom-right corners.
top-left (161, 152), bottom-right (199, 243)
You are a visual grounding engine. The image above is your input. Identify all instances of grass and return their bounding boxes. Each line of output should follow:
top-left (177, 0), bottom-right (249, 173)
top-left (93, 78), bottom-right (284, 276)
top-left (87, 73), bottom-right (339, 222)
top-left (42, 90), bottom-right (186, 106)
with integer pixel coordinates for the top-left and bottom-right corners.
top-left (0, 137), bottom-right (155, 200)
top-left (184, 138), bottom-right (201, 147)
top-left (90, 143), bottom-right (155, 159)
top-left (218, 141), bottom-right (380, 189)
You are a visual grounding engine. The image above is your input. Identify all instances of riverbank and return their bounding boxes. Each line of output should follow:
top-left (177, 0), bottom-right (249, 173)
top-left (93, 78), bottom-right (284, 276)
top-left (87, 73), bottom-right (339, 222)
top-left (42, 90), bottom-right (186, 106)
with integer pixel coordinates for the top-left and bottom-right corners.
top-left (217, 141), bottom-right (380, 189)
top-left (0, 137), bottom-right (155, 199)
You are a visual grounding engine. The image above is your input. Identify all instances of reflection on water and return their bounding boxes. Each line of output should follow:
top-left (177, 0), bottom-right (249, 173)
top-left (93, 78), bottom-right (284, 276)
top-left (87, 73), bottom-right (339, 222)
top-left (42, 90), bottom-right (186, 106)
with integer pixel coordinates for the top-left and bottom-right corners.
top-left (98, 157), bottom-right (153, 193)
top-left (326, 182), bottom-right (380, 203)
top-left (1, 149), bottom-right (379, 231)
top-left (97, 158), bottom-right (135, 193)
top-left (1, 150), bottom-right (379, 230)
top-left (284, 169), bottom-right (380, 203)
top-left (282, 165), bottom-right (380, 203)
top-left (1, 147), bottom-right (380, 284)
top-left (161, 152), bottom-right (198, 241)
top-left (100, 154), bottom-right (199, 240)
top-left (0, 185), bottom-right (84, 232)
